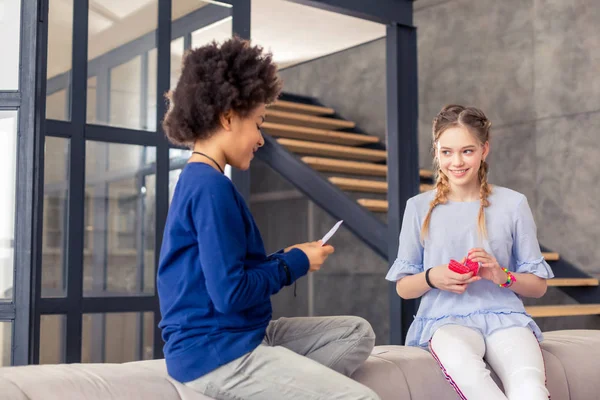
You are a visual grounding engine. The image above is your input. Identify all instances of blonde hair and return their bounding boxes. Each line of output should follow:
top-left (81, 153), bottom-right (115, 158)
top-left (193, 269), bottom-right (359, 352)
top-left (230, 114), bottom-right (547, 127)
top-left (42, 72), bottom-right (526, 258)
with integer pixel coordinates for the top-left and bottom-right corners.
top-left (421, 104), bottom-right (492, 241)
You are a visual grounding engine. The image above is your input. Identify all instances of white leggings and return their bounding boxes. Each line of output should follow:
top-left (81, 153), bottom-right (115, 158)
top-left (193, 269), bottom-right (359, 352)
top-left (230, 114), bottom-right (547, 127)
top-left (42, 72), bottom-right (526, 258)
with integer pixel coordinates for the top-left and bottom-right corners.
top-left (429, 325), bottom-right (550, 400)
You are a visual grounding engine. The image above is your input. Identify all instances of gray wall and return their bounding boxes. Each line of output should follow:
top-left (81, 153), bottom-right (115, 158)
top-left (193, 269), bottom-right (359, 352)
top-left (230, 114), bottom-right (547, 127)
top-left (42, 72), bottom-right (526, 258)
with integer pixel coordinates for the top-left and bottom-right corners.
top-left (269, 0), bottom-right (600, 340)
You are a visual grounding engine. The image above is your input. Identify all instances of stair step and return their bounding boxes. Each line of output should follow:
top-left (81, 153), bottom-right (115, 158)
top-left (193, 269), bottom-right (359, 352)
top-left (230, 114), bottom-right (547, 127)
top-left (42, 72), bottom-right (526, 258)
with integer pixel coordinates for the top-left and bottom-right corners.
top-left (270, 100), bottom-right (335, 116)
top-left (329, 177), bottom-right (387, 193)
top-left (526, 304), bottom-right (600, 318)
top-left (421, 169), bottom-right (434, 179)
top-left (357, 198), bottom-right (389, 212)
top-left (302, 156), bottom-right (433, 178)
top-left (548, 278), bottom-right (599, 287)
top-left (330, 177), bottom-right (433, 194)
top-left (266, 109), bottom-right (355, 130)
top-left (278, 138), bottom-right (387, 162)
top-left (263, 122), bottom-right (379, 146)
top-left (303, 157), bottom-right (387, 176)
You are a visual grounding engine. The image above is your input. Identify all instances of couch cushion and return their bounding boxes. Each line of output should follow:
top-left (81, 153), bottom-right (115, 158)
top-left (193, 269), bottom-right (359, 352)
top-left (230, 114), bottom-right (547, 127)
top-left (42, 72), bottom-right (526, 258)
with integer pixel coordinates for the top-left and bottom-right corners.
top-left (0, 361), bottom-right (212, 400)
top-left (353, 330), bottom-right (600, 400)
top-left (541, 330), bottom-right (600, 400)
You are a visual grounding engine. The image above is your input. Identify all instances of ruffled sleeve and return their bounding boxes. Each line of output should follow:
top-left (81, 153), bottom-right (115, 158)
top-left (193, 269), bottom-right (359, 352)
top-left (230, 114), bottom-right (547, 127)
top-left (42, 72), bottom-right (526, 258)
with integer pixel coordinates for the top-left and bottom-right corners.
top-left (386, 199), bottom-right (424, 281)
top-left (512, 197), bottom-right (554, 279)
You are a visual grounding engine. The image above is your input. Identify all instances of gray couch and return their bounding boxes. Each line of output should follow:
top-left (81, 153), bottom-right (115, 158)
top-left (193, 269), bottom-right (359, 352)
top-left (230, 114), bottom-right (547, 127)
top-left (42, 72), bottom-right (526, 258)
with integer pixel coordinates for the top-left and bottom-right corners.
top-left (1, 330), bottom-right (599, 399)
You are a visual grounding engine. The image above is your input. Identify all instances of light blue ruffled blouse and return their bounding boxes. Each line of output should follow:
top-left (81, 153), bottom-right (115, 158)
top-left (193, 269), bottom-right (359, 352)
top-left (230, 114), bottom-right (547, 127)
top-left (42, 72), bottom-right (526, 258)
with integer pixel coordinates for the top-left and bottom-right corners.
top-left (386, 186), bottom-right (554, 347)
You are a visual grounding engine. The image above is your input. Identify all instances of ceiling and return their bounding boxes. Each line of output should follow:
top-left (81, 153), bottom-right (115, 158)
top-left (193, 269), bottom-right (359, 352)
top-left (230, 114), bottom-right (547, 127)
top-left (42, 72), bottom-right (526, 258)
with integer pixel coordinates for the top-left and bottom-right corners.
top-left (47, 0), bottom-right (385, 78)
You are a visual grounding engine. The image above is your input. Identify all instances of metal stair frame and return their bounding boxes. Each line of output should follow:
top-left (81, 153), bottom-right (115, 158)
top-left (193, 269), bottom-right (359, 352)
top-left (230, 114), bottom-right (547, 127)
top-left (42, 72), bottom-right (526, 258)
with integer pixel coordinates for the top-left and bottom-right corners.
top-left (257, 134), bottom-right (388, 258)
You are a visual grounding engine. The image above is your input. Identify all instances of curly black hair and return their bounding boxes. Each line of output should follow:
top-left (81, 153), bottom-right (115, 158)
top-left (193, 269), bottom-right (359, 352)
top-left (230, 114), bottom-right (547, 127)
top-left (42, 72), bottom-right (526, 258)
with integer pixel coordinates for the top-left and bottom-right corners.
top-left (162, 37), bottom-right (282, 146)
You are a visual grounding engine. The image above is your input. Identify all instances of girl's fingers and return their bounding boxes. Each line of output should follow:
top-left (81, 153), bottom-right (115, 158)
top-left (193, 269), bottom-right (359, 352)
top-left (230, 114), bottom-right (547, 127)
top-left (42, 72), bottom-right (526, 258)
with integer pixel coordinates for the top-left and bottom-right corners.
top-left (464, 276), bottom-right (481, 284)
top-left (470, 256), bottom-right (491, 264)
top-left (450, 285), bottom-right (468, 294)
top-left (468, 248), bottom-right (486, 256)
top-left (468, 252), bottom-right (488, 260)
top-left (449, 273), bottom-right (473, 283)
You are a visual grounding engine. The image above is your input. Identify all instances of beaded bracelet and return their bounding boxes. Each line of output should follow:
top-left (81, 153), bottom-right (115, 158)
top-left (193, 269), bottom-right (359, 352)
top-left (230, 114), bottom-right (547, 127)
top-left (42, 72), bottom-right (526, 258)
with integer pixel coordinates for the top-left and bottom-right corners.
top-left (499, 267), bottom-right (516, 288)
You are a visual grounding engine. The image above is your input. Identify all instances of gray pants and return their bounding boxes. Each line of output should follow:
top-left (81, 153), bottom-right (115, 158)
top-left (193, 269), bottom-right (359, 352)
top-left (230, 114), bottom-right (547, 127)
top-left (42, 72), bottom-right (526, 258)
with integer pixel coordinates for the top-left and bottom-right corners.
top-left (185, 316), bottom-right (381, 400)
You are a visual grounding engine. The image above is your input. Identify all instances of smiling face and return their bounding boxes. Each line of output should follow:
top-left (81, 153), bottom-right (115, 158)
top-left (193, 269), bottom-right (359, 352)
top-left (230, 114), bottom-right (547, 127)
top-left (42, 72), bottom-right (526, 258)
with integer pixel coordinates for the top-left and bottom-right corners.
top-left (436, 125), bottom-right (489, 190)
top-left (223, 104), bottom-right (266, 171)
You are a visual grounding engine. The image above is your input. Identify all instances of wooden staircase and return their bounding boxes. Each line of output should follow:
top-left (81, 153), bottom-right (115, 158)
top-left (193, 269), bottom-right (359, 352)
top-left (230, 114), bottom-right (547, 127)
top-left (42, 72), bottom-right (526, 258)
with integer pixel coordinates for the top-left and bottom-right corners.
top-left (265, 96), bottom-right (600, 320)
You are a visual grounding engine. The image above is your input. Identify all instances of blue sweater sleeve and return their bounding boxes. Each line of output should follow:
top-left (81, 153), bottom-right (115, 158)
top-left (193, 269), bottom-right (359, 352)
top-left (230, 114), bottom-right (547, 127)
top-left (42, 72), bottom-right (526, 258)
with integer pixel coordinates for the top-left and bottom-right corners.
top-left (193, 179), bottom-right (309, 314)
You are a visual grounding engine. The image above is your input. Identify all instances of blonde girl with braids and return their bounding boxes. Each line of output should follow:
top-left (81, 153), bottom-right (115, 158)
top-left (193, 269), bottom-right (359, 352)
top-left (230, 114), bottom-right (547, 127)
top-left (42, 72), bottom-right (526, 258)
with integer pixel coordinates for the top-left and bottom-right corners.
top-left (385, 105), bottom-right (554, 399)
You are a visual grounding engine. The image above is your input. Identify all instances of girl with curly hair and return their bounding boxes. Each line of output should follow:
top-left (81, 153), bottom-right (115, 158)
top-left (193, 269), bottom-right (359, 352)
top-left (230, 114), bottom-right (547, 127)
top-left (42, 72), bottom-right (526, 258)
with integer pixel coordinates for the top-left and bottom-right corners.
top-left (157, 37), bottom-right (380, 400)
top-left (386, 105), bottom-right (553, 399)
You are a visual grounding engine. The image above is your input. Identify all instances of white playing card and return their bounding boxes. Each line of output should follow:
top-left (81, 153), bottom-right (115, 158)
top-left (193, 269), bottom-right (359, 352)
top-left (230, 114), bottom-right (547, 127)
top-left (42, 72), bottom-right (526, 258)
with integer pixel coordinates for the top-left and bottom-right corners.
top-left (320, 220), bottom-right (344, 246)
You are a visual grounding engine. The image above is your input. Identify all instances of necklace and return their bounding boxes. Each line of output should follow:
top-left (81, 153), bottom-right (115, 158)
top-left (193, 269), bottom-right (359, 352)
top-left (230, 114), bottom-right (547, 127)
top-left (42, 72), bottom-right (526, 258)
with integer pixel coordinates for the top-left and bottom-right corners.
top-left (192, 151), bottom-right (224, 174)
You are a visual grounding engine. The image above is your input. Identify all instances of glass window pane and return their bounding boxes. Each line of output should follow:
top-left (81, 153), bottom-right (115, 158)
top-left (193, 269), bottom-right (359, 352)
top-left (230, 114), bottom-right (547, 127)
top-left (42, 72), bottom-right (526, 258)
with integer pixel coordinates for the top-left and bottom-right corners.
top-left (0, 0), bottom-right (21, 89)
top-left (109, 57), bottom-right (142, 129)
top-left (169, 148), bottom-right (191, 204)
top-left (86, 0), bottom-right (158, 131)
top-left (0, 111), bottom-right (18, 301)
top-left (46, 0), bottom-right (73, 120)
top-left (170, 1), bottom-right (232, 89)
top-left (86, 77), bottom-right (97, 124)
top-left (84, 142), bottom-right (155, 297)
top-left (42, 137), bottom-right (70, 298)
top-left (169, 37), bottom-right (184, 90)
top-left (0, 320), bottom-right (11, 366)
top-left (40, 315), bottom-right (66, 364)
top-left (46, 90), bottom-right (70, 121)
top-left (147, 48), bottom-right (157, 131)
top-left (190, 12), bottom-right (231, 49)
top-left (82, 312), bottom-right (154, 363)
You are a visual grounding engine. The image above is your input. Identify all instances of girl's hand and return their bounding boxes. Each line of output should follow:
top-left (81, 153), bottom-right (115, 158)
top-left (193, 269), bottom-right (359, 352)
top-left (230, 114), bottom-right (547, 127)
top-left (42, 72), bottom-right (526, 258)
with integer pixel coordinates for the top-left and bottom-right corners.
top-left (428, 264), bottom-right (481, 294)
top-left (468, 248), bottom-right (507, 285)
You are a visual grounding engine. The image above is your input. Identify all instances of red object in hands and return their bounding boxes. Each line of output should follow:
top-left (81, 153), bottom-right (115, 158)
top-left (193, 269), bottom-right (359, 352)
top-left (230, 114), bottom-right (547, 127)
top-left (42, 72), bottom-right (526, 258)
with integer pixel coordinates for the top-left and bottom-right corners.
top-left (448, 259), bottom-right (470, 274)
top-left (448, 258), bottom-right (480, 275)
top-left (465, 259), bottom-right (480, 275)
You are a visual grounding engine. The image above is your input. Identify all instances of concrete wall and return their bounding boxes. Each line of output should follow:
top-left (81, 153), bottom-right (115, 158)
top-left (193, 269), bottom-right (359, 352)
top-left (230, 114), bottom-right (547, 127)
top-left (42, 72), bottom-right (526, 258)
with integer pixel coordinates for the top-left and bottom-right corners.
top-left (272, 0), bottom-right (600, 341)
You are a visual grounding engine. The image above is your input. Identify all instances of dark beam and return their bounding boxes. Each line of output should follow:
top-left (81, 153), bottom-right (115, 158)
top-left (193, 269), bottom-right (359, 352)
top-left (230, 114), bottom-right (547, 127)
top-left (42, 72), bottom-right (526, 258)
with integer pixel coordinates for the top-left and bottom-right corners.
top-left (153, 0), bottom-right (172, 360)
top-left (12, 0), bottom-right (41, 366)
top-left (39, 296), bottom-right (156, 314)
top-left (257, 134), bottom-right (387, 258)
top-left (31, 0), bottom-right (51, 365)
top-left (86, 124), bottom-right (163, 146)
top-left (64, 0), bottom-right (89, 364)
top-left (183, 33), bottom-right (192, 51)
top-left (46, 4), bottom-right (231, 96)
top-left (386, 23), bottom-right (419, 345)
top-left (0, 92), bottom-right (21, 108)
top-left (46, 120), bottom-right (74, 138)
top-left (229, 0), bottom-right (251, 202)
top-left (0, 305), bottom-right (15, 320)
top-left (286, 0), bottom-right (413, 26)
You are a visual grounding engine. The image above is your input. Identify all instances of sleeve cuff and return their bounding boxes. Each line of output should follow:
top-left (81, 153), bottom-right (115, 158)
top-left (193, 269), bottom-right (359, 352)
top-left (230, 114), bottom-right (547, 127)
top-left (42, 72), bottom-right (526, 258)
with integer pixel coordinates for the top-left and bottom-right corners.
top-left (385, 259), bottom-right (423, 282)
top-left (516, 257), bottom-right (555, 279)
top-left (272, 249), bottom-right (310, 285)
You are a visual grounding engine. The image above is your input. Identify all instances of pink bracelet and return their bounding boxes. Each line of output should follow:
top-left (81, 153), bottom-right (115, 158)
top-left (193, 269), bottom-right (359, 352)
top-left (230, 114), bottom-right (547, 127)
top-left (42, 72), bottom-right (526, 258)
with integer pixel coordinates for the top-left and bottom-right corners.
top-left (499, 267), bottom-right (516, 288)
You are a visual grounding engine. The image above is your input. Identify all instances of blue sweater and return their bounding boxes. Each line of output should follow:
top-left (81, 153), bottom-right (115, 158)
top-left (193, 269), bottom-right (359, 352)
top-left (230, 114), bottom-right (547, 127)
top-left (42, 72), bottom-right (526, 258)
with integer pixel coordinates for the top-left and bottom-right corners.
top-left (157, 162), bottom-right (309, 383)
